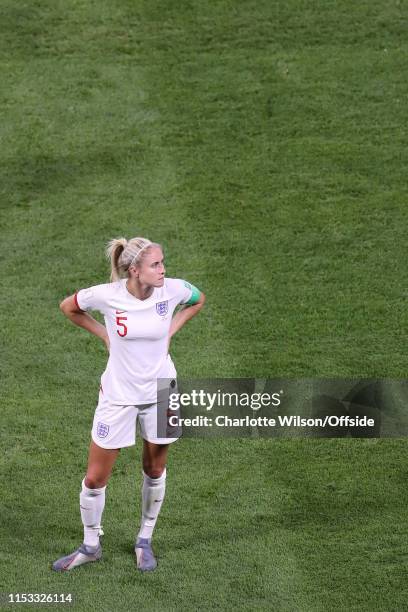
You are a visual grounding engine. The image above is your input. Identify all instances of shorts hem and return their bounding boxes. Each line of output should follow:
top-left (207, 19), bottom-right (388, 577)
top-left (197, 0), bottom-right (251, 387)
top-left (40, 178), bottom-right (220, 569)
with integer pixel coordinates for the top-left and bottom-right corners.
top-left (91, 434), bottom-right (135, 450)
top-left (142, 436), bottom-right (179, 445)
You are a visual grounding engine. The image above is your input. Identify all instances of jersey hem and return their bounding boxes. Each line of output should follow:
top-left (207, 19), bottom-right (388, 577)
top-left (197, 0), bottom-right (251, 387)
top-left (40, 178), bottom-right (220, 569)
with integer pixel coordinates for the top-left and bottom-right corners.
top-left (100, 397), bottom-right (158, 406)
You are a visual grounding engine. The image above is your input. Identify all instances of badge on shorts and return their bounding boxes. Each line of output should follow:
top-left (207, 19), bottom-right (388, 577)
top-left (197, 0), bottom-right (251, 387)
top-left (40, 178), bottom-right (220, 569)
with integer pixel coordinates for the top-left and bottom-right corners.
top-left (156, 300), bottom-right (168, 316)
top-left (97, 422), bottom-right (109, 438)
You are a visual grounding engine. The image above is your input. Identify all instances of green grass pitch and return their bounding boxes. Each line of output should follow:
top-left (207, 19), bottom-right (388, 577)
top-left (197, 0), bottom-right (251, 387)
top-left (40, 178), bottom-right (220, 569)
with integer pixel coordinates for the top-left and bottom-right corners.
top-left (1, 1), bottom-right (408, 610)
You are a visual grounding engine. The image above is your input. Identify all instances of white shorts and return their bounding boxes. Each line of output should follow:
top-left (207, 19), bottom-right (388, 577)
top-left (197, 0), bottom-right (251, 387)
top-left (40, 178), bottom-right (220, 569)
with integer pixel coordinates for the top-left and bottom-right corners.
top-left (91, 389), bottom-right (181, 449)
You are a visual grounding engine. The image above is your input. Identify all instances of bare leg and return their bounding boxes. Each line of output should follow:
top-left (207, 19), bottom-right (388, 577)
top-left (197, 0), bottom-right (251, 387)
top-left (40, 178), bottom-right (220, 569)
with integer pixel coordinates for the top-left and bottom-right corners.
top-left (85, 440), bottom-right (120, 488)
top-left (142, 440), bottom-right (169, 478)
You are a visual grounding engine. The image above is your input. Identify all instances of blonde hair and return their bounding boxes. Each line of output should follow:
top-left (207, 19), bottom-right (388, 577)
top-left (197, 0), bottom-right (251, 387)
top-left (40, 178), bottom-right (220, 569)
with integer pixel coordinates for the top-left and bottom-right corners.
top-left (106, 237), bottom-right (162, 282)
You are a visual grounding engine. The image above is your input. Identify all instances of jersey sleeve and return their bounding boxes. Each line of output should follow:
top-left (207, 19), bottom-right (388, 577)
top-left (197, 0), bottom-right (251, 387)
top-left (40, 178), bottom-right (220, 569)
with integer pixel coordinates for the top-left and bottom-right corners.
top-left (75, 284), bottom-right (108, 314)
top-left (178, 280), bottom-right (202, 305)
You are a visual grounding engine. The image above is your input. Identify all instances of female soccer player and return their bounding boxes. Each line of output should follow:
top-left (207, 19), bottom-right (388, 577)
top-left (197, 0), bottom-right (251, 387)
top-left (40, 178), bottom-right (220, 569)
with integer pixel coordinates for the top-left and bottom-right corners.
top-left (52, 237), bottom-right (205, 572)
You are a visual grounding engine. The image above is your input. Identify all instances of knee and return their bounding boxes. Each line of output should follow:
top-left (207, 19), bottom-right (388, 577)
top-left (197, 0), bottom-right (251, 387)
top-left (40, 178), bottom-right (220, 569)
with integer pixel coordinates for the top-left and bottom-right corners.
top-left (84, 474), bottom-right (108, 489)
top-left (143, 466), bottom-right (166, 479)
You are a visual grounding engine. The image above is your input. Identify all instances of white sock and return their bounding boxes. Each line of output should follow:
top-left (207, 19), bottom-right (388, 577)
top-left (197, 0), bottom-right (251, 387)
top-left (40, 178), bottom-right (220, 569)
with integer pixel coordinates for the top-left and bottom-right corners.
top-left (137, 469), bottom-right (166, 540)
top-left (80, 478), bottom-right (106, 547)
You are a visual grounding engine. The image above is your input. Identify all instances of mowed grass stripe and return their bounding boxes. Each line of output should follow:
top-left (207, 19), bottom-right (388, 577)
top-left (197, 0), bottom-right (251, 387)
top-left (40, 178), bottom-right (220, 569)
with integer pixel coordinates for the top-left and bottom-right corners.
top-left (124, 1), bottom-right (408, 377)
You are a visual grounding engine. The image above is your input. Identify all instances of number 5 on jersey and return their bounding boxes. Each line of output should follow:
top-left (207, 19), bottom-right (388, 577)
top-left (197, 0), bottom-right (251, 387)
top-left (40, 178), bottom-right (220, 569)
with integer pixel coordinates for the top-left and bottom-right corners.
top-left (115, 310), bottom-right (128, 337)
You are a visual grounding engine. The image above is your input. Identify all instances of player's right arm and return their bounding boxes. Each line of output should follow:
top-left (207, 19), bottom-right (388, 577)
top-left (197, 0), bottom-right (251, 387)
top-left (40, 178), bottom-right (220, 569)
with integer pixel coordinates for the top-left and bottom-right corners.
top-left (59, 294), bottom-right (110, 352)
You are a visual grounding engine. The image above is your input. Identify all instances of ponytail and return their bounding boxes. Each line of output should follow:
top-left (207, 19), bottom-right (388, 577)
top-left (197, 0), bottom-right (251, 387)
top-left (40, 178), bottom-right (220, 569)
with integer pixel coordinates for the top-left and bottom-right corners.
top-left (106, 237), bottom-right (128, 282)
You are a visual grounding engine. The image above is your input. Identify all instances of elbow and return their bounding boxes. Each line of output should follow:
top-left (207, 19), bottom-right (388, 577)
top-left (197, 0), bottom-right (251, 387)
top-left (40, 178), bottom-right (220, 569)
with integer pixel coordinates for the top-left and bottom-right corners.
top-left (60, 294), bottom-right (82, 315)
top-left (197, 292), bottom-right (206, 308)
top-left (59, 298), bottom-right (68, 313)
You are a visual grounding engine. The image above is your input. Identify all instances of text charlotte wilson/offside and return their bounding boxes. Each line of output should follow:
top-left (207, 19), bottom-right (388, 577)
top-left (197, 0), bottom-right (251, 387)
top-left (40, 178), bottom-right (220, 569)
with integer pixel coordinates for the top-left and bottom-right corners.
top-left (168, 415), bottom-right (375, 428)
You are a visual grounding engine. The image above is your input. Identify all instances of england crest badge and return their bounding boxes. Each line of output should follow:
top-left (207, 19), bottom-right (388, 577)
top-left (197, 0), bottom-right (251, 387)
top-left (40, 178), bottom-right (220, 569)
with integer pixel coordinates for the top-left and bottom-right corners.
top-left (156, 300), bottom-right (168, 316)
top-left (96, 422), bottom-right (109, 438)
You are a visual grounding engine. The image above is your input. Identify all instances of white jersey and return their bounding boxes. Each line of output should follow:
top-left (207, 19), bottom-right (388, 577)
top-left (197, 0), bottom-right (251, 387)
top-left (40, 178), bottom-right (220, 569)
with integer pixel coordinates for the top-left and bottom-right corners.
top-left (75, 277), bottom-right (193, 405)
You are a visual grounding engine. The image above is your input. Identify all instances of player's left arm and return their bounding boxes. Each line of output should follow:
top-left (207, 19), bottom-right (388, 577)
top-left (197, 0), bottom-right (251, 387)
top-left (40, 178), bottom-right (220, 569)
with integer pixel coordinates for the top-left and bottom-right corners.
top-left (168, 288), bottom-right (205, 345)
